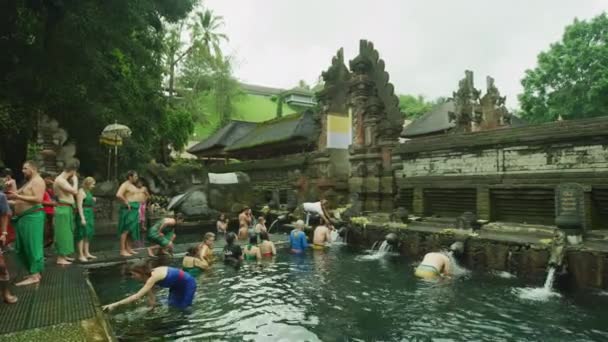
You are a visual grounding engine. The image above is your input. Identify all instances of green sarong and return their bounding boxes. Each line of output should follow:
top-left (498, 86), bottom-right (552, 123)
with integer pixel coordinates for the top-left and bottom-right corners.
top-left (118, 202), bottom-right (140, 241)
top-left (54, 201), bottom-right (75, 256)
top-left (146, 219), bottom-right (174, 247)
top-left (12, 205), bottom-right (45, 274)
top-left (183, 267), bottom-right (202, 278)
top-left (75, 191), bottom-right (95, 241)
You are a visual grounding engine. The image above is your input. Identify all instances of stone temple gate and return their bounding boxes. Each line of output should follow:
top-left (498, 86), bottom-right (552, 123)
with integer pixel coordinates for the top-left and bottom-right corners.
top-left (311, 40), bottom-right (405, 213)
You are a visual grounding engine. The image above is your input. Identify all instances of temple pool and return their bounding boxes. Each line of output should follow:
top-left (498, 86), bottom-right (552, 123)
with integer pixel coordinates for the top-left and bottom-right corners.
top-left (89, 246), bottom-right (608, 341)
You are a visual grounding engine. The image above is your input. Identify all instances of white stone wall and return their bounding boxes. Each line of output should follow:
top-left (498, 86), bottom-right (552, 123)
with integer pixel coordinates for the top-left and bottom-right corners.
top-left (397, 143), bottom-right (608, 178)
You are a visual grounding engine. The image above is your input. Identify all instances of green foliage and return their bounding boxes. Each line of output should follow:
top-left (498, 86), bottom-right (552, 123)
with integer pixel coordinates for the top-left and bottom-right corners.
top-left (398, 94), bottom-right (435, 118)
top-left (162, 106), bottom-right (195, 152)
top-left (0, 0), bottom-right (198, 176)
top-left (519, 13), bottom-right (608, 123)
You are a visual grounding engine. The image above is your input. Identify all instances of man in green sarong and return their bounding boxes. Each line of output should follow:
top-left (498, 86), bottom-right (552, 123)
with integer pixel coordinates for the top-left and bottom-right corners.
top-left (6, 161), bottom-right (46, 286)
top-left (53, 162), bottom-right (79, 265)
top-left (116, 170), bottom-right (146, 257)
top-left (147, 213), bottom-right (183, 257)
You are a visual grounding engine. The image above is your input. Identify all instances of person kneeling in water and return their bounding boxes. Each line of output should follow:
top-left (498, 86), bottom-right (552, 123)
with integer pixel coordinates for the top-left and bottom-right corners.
top-left (102, 262), bottom-right (197, 311)
top-left (414, 242), bottom-right (464, 280)
top-left (182, 246), bottom-right (208, 278)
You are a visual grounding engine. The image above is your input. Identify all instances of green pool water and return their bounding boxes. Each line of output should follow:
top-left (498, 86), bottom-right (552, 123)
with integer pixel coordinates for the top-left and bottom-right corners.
top-left (89, 246), bottom-right (608, 341)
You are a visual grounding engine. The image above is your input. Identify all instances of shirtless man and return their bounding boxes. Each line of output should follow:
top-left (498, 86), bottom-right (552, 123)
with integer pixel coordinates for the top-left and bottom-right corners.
top-left (116, 171), bottom-right (146, 256)
top-left (6, 161), bottom-right (46, 286)
top-left (414, 242), bottom-right (465, 280)
top-left (312, 224), bottom-right (333, 250)
top-left (53, 163), bottom-right (79, 265)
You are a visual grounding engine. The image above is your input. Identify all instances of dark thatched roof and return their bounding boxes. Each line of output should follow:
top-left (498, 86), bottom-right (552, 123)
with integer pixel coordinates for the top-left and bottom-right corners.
top-left (226, 110), bottom-right (316, 152)
top-left (187, 120), bottom-right (256, 156)
top-left (401, 101), bottom-right (456, 138)
top-left (401, 100), bottom-right (527, 138)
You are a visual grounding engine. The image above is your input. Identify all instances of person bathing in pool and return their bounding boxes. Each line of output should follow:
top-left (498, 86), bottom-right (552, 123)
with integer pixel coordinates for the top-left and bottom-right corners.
top-left (243, 233), bottom-right (261, 261)
top-left (312, 223), bottom-right (333, 250)
top-left (102, 262), bottom-right (197, 311)
top-left (258, 231), bottom-right (276, 257)
top-left (414, 242), bottom-right (464, 280)
top-left (182, 245), bottom-right (208, 278)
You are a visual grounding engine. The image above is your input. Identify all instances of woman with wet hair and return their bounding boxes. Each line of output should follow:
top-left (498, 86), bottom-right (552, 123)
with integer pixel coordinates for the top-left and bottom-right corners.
top-left (102, 261), bottom-right (197, 311)
top-left (258, 231), bottom-right (276, 258)
top-left (198, 232), bottom-right (215, 265)
top-left (242, 233), bottom-right (261, 261)
top-left (216, 213), bottom-right (228, 236)
top-left (223, 232), bottom-right (242, 266)
top-left (182, 245), bottom-right (208, 277)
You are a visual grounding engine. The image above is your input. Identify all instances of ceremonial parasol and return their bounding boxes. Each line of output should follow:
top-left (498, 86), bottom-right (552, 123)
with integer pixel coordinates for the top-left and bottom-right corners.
top-left (100, 122), bottom-right (132, 180)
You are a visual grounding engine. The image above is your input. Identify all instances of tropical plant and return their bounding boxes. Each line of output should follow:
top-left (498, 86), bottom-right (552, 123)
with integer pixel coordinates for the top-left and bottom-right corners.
top-left (519, 13), bottom-right (608, 123)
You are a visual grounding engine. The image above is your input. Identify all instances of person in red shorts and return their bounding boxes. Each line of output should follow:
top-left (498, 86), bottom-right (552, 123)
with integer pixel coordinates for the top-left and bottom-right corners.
top-left (41, 173), bottom-right (57, 248)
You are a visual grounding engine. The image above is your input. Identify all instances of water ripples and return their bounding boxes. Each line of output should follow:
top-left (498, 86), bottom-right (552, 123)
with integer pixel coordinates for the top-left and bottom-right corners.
top-left (90, 247), bottom-right (608, 341)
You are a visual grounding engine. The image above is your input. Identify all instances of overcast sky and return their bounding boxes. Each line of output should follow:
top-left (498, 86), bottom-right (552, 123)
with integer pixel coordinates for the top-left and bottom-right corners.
top-left (206, 0), bottom-right (605, 108)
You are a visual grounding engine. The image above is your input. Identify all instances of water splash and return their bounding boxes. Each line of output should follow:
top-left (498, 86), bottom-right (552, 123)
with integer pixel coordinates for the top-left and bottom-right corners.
top-left (447, 251), bottom-right (470, 276)
top-left (357, 240), bottom-right (394, 261)
top-left (330, 230), bottom-right (347, 245)
top-left (514, 267), bottom-right (561, 302)
top-left (492, 271), bottom-right (516, 279)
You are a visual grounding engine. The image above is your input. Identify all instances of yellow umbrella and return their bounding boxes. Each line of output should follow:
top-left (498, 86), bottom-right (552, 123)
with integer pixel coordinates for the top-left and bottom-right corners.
top-left (100, 122), bottom-right (132, 180)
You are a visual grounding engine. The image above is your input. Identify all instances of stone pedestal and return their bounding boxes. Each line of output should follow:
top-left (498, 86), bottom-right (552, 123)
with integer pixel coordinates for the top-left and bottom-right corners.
top-left (555, 183), bottom-right (587, 244)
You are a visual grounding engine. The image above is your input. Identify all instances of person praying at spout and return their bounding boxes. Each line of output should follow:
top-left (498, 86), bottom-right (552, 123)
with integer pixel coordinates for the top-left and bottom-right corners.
top-left (312, 223), bottom-right (333, 250)
top-left (414, 242), bottom-right (465, 280)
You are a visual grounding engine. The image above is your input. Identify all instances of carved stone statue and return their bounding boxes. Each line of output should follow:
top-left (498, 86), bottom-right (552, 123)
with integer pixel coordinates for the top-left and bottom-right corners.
top-left (448, 70), bottom-right (480, 133)
top-left (476, 76), bottom-right (510, 130)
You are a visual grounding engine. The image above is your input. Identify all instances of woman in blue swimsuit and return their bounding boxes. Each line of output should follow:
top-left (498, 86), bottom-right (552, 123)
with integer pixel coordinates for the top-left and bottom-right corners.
top-left (102, 262), bottom-right (197, 311)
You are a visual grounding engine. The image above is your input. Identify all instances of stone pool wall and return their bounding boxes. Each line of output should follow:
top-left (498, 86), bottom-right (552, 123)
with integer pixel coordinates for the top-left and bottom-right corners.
top-left (346, 223), bottom-right (608, 290)
top-left (393, 116), bottom-right (608, 229)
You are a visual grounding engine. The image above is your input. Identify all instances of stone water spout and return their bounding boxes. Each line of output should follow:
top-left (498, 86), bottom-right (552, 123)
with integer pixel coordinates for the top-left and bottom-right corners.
top-left (548, 231), bottom-right (566, 269)
top-left (267, 215), bottom-right (288, 234)
top-left (385, 232), bottom-right (399, 247)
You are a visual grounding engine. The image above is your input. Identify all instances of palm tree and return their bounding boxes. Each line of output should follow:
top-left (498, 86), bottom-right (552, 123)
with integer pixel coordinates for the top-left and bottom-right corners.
top-left (192, 9), bottom-right (228, 60)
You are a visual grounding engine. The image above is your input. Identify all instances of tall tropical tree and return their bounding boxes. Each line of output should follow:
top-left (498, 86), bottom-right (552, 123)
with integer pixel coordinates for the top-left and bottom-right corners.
top-left (192, 9), bottom-right (228, 60)
top-left (519, 13), bottom-right (608, 123)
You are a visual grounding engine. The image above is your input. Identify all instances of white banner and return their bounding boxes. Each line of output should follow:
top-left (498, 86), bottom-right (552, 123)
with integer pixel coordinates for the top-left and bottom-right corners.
top-left (208, 172), bottom-right (239, 184)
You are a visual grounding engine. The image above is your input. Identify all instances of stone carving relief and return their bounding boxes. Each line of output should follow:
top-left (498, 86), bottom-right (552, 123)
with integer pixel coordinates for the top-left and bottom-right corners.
top-left (348, 40), bottom-right (404, 147)
top-left (448, 70), bottom-right (480, 133)
top-left (36, 115), bottom-right (79, 173)
top-left (351, 161), bottom-right (367, 177)
top-left (448, 71), bottom-right (514, 133)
